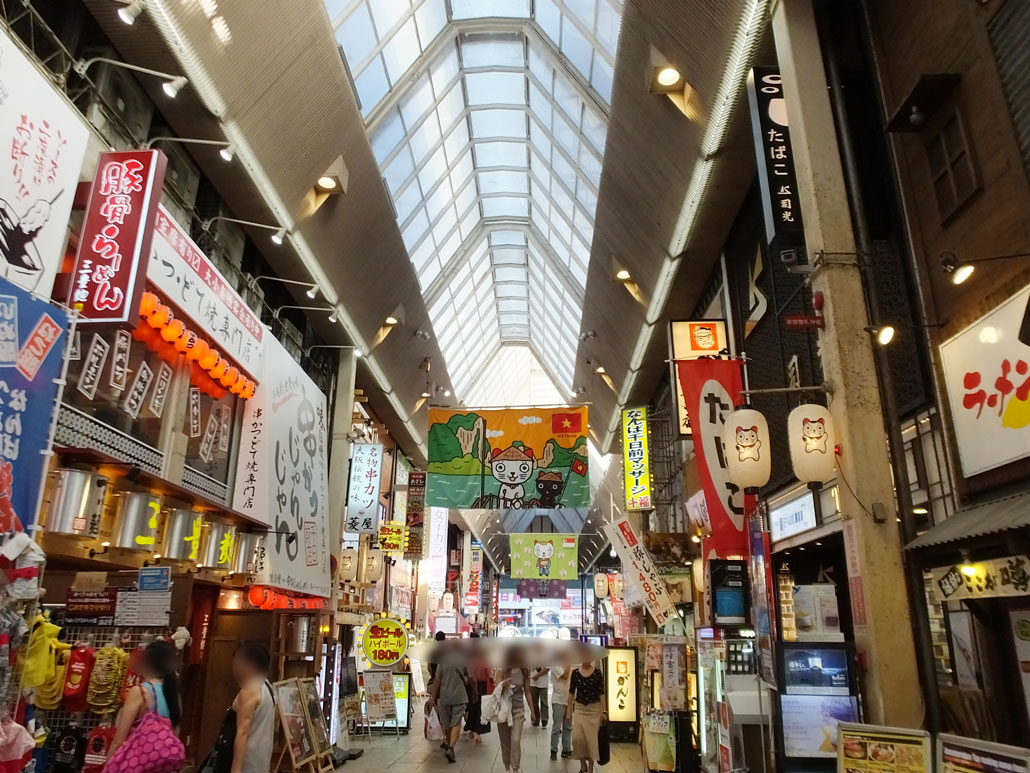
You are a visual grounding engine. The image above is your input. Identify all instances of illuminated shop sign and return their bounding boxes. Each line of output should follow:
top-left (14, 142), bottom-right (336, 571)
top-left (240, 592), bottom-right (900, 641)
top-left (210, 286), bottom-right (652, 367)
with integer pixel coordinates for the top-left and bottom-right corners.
top-left (621, 406), bottom-right (653, 511)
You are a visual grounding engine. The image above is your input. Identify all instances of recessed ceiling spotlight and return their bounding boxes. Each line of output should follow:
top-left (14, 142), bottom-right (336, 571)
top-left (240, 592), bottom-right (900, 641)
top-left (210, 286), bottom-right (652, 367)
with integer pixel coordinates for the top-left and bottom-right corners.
top-left (614, 269), bottom-right (631, 281)
top-left (316, 175), bottom-right (339, 192)
top-left (657, 67), bottom-right (681, 86)
top-left (385, 316), bottom-right (399, 326)
top-left (118, 0), bottom-right (146, 25)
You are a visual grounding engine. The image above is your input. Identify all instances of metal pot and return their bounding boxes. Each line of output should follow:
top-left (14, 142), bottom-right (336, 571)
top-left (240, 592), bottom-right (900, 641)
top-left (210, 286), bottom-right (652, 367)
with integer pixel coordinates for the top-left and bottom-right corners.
top-left (232, 531), bottom-right (265, 575)
top-left (114, 492), bottom-right (162, 550)
top-left (201, 519), bottom-right (237, 569)
top-left (288, 615), bottom-right (312, 653)
top-left (46, 469), bottom-right (108, 537)
top-left (163, 508), bottom-right (206, 562)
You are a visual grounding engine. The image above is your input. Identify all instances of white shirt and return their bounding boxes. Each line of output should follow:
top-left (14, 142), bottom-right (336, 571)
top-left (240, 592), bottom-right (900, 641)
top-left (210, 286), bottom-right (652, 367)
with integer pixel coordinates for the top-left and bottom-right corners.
top-left (530, 668), bottom-right (550, 688)
top-left (550, 666), bottom-right (572, 706)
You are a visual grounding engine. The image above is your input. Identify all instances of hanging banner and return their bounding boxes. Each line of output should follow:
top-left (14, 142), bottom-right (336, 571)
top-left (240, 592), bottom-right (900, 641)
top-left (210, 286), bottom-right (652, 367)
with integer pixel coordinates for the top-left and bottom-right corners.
top-left (604, 516), bottom-right (676, 627)
top-left (232, 335), bottom-right (330, 597)
top-left (149, 206), bottom-right (264, 377)
top-left (70, 150), bottom-right (166, 324)
top-left (376, 521), bottom-right (405, 554)
top-left (403, 527), bottom-right (424, 562)
top-left (509, 534), bottom-right (578, 580)
top-left (932, 555), bottom-right (1030, 602)
top-left (0, 275), bottom-right (69, 533)
top-left (939, 284), bottom-right (1030, 477)
top-left (668, 320), bottom-right (728, 436)
top-left (621, 407), bottom-right (654, 510)
top-left (345, 443), bottom-right (384, 533)
top-left (0, 29), bottom-right (90, 299)
top-left (748, 506), bottom-right (777, 684)
top-left (426, 506), bottom-right (448, 593)
top-left (406, 470), bottom-right (426, 526)
top-left (676, 358), bottom-right (753, 559)
top-left (426, 406), bottom-right (589, 508)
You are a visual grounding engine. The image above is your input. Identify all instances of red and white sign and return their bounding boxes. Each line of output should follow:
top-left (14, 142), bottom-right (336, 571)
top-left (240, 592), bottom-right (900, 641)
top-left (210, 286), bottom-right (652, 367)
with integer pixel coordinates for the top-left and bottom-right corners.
top-left (939, 284), bottom-right (1030, 477)
top-left (16, 312), bottom-right (62, 380)
top-left (604, 516), bottom-right (676, 627)
top-left (70, 150), bottom-right (166, 323)
top-left (149, 206), bottom-right (263, 377)
top-left (0, 29), bottom-right (90, 299)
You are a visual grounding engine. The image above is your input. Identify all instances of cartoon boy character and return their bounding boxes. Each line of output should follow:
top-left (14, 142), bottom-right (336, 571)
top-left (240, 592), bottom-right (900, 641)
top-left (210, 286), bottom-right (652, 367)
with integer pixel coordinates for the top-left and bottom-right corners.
top-left (535, 471), bottom-right (563, 508)
top-left (534, 539), bottom-right (554, 577)
top-left (692, 325), bottom-right (716, 351)
top-left (490, 445), bottom-right (534, 509)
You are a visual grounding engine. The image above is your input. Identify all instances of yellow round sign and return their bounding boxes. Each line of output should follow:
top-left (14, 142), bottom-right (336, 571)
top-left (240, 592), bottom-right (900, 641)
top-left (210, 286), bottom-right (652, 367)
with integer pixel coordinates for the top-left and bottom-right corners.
top-left (361, 618), bottom-right (409, 667)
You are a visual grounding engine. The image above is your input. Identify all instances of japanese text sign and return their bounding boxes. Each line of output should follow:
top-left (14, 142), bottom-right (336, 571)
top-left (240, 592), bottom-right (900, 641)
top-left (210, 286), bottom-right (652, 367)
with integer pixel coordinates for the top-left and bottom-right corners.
top-left (747, 67), bottom-right (805, 249)
top-left (70, 150), bottom-right (166, 323)
top-left (939, 284), bottom-right (1030, 477)
top-left (426, 506), bottom-right (448, 593)
top-left (0, 29), bottom-right (90, 299)
top-left (361, 617), bottom-right (409, 668)
top-left (377, 521), bottom-right (405, 554)
top-left (149, 205), bottom-right (263, 377)
top-left (604, 516), bottom-right (677, 627)
top-left (0, 274), bottom-right (68, 533)
top-left (622, 406), bottom-right (653, 510)
top-left (668, 320), bottom-right (728, 436)
top-left (232, 334), bottom-right (330, 597)
top-left (345, 443), bottom-right (384, 533)
top-left (933, 555), bottom-right (1030, 602)
top-left (405, 470), bottom-right (425, 527)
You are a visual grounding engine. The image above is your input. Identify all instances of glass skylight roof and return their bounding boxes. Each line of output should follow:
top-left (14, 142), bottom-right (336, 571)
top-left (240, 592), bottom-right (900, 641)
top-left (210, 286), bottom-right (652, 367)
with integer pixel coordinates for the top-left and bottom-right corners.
top-left (329, 0), bottom-right (623, 404)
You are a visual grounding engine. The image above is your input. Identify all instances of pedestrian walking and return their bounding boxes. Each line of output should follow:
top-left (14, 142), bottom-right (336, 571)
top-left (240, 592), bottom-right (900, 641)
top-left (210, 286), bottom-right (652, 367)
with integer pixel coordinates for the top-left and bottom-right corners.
top-left (549, 665), bottom-right (573, 760)
top-left (568, 660), bottom-right (606, 773)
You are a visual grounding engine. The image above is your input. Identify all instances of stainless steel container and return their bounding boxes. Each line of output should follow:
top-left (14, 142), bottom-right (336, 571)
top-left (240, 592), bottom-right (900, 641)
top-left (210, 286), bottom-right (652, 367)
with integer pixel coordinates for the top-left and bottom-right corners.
top-left (287, 615), bottom-right (312, 653)
top-left (232, 531), bottom-right (264, 575)
top-left (163, 508), bottom-right (206, 562)
top-left (201, 519), bottom-right (237, 569)
top-left (46, 469), bottom-right (108, 537)
top-left (114, 492), bottom-right (162, 550)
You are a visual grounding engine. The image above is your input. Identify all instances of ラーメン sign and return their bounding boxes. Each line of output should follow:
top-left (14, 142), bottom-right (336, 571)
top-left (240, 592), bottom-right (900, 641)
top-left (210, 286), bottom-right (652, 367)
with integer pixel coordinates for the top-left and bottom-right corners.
top-left (622, 407), bottom-right (653, 511)
top-left (360, 617), bottom-right (410, 668)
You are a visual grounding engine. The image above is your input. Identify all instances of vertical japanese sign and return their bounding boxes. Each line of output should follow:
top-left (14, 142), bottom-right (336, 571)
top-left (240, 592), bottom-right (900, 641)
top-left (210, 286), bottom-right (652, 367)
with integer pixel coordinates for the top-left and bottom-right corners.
top-left (0, 29), bottom-right (89, 299)
top-left (69, 150), bottom-right (166, 323)
top-left (747, 67), bottom-right (805, 250)
top-left (676, 358), bottom-right (753, 560)
top-left (345, 444), bottom-right (384, 533)
top-left (621, 407), bottom-right (653, 510)
top-left (426, 506), bottom-right (448, 594)
top-left (668, 320), bottom-right (729, 436)
top-left (232, 335), bottom-right (330, 597)
top-left (406, 471), bottom-right (426, 527)
top-left (0, 274), bottom-right (68, 532)
top-left (748, 507), bottom-right (776, 684)
top-left (604, 516), bottom-right (676, 627)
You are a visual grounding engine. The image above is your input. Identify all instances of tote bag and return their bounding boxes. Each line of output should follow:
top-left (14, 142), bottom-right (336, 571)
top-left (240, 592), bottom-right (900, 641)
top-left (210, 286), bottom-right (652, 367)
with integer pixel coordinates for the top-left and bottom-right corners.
top-left (101, 685), bottom-right (185, 773)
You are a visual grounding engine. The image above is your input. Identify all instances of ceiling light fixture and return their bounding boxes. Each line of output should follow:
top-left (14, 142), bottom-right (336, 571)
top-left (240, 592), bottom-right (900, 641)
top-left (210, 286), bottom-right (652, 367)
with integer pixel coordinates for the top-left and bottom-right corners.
top-left (203, 216), bottom-right (287, 246)
top-left (385, 316), bottom-right (399, 326)
top-left (959, 551), bottom-right (977, 577)
top-left (315, 175), bottom-right (339, 192)
top-left (271, 227), bottom-right (286, 245)
top-left (614, 269), bottom-right (631, 282)
top-left (657, 67), bottom-right (681, 86)
top-left (609, 547), bottom-right (617, 558)
top-left (913, 506), bottom-right (928, 515)
top-left (306, 285), bottom-right (318, 299)
top-left (143, 136), bottom-right (234, 161)
top-left (328, 310), bottom-right (338, 323)
top-left (73, 57), bottom-right (187, 99)
top-left (691, 534), bottom-right (701, 543)
top-left (162, 76), bottom-right (188, 98)
top-left (594, 366), bottom-right (606, 374)
top-left (940, 250), bottom-right (1030, 286)
top-left (118, 0), bottom-right (146, 25)
top-left (865, 325), bottom-right (895, 345)
top-left (219, 144), bottom-right (235, 162)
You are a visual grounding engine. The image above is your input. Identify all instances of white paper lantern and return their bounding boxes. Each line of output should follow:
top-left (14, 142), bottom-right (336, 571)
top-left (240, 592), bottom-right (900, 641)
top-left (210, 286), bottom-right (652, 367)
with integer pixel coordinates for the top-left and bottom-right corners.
top-left (441, 592), bottom-right (455, 612)
top-left (593, 573), bottom-right (609, 599)
top-left (339, 548), bottom-right (358, 581)
top-left (365, 549), bottom-right (385, 582)
top-left (722, 408), bottom-right (771, 490)
top-left (788, 404), bottom-right (836, 484)
top-left (611, 573), bottom-right (624, 600)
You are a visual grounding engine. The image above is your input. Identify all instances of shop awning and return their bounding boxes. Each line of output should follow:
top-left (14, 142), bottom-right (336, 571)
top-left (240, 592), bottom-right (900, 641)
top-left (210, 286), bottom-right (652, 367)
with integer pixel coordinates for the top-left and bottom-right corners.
top-left (906, 490), bottom-right (1030, 550)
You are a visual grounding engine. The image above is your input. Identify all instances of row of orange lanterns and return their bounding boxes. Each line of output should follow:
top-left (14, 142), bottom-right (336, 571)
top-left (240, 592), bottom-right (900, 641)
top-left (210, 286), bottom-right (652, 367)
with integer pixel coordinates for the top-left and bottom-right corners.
top-left (137, 291), bottom-right (256, 400)
top-left (247, 585), bottom-right (325, 610)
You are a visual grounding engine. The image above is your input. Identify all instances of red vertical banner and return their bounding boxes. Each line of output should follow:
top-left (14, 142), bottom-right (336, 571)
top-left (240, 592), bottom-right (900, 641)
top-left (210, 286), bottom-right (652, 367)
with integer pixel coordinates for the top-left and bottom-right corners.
top-left (69, 149), bottom-right (167, 324)
top-left (675, 358), bottom-right (753, 559)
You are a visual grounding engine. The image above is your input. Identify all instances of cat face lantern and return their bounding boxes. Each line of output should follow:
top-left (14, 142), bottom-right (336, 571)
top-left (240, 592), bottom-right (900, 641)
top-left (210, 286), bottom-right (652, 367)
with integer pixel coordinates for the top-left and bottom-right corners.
top-left (788, 404), bottom-right (836, 484)
top-left (721, 407), bottom-right (771, 490)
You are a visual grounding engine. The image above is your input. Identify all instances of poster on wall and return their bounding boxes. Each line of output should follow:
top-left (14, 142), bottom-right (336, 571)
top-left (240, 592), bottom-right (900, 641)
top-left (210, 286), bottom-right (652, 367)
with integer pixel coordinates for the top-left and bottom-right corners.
top-left (509, 533), bottom-right (578, 580)
top-left (835, 722), bottom-right (930, 772)
top-left (938, 734), bottom-right (1030, 773)
top-left (232, 335), bottom-right (330, 597)
top-left (345, 443), bottom-right (384, 533)
top-left (426, 406), bottom-right (589, 508)
top-left (0, 275), bottom-right (69, 532)
top-left (939, 284), bottom-right (1030, 477)
top-left (667, 319), bottom-right (728, 436)
top-left (0, 29), bottom-right (90, 299)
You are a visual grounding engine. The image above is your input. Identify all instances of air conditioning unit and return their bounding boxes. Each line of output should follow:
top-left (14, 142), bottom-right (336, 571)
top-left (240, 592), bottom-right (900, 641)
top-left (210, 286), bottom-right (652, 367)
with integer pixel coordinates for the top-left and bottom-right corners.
top-left (158, 139), bottom-right (201, 211)
top-left (83, 56), bottom-right (153, 149)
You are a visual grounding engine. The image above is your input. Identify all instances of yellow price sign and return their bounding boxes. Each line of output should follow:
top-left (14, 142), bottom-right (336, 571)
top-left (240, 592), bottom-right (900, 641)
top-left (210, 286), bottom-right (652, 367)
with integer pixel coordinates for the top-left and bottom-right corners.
top-left (361, 617), bottom-right (409, 668)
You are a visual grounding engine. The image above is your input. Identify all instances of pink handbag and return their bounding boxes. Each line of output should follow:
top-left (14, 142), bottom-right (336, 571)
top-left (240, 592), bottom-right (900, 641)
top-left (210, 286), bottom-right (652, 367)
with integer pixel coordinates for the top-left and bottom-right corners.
top-left (102, 685), bottom-right (185, 773)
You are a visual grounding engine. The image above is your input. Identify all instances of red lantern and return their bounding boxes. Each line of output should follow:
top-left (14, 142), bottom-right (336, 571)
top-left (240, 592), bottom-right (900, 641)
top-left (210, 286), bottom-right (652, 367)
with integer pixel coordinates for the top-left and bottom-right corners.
top-left (175, 330), bottom-right (196, 355)
top-left (139, 292), bottom-right (159, 318)
top-left (210, 357), bottom-right (229, 380)
top-left (247, 586), bottom-right (267, 607)
top-left (147, 305), bottom-right (172, 329)
top-left (188, 338), bottom-right (209, 363)
top-left (219, 366), bottom-right (239, 388)
top-left (240, 380), bottom-right (255, 400)
top-left (200, 349), bottom-right (220, 370)
top-left (161, 319), bottom-right (185, 343)
top-left (230, 374), bottom-right (246, 395)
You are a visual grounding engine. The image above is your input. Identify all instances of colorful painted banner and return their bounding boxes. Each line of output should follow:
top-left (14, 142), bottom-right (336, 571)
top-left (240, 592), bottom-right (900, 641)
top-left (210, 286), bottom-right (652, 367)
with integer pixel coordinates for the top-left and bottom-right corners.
top-left (0, 275), bottom-right (68, 533)
top-left (0, 29), bottom-right (90, 299)
top-left (604, 516), bottom-right (677, 627)
top-left (232, 335), bottom-right (330, 597)
top-left (509, 533), bottom-right (578, 580)
top-left (676, 358), bottom-right (753, 559)
top-left (405, 471), bottom-right (425, 526)
top-left (426, 406), bottom-right (589, 508)
top-left (622, 407), bottom-right (654, 510)
top-left (70, 150), bottom-right (166, 324)
top-left (345, 443), bottom-right (384, 533)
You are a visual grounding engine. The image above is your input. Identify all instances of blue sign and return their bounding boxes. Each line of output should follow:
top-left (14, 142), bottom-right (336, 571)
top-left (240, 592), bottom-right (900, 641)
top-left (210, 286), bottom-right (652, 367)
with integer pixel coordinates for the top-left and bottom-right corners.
top-left (138, 565), bottom-right (172, 592)
top-left (0, 275), bottom-right (69, 534)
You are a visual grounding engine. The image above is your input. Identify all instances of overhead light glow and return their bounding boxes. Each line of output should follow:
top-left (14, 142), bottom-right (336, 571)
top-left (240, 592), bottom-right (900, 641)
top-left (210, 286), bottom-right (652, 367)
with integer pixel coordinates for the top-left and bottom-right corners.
top-left (219, 144), bottom-right (235, 162)
top-left (306, 285), bottom-right (318, 299)
top-left (271, 227), bottom-right (286, 245)
top-left (316, 175), bottom-right (338, 191)
top-left (912, 506), bottom-right (928, 515)
top-left (615, 269), bottom-right (631, 281)
top-left (594, 366), bottom-right (606, 374)
top-left (385, 316), bottom-right (399, 326)
top-left (952, 263), bottom-right (975, 285)
top-left (960, 562), bottom-right (977, 577)
top-left (162, 75), bottom-right (187, 98)
top-left (609, 547), bottom-right (617, 558)
top-left (657, 67), bottom-right (681, 86)
top-left (118, 0), bottom-right (145, 25)
top-left (876, 326), bottom-right (895, 346)
top-left (691, 534), bottom-right (701, 543)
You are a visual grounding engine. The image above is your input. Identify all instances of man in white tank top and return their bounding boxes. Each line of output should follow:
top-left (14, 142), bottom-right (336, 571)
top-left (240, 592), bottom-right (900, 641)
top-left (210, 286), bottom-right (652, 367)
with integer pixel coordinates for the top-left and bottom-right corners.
top-left (231, 643), bottom-right (275, 773)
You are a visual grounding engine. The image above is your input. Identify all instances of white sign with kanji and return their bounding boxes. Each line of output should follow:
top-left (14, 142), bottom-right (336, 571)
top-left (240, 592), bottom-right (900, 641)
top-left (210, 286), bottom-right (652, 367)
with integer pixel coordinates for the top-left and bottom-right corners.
top-left (604, 516), bottom-right (677, 627)
top-left (939, 284), bottom-right (1030, 477)
top-left (345, 443), bottom-right (384, 533)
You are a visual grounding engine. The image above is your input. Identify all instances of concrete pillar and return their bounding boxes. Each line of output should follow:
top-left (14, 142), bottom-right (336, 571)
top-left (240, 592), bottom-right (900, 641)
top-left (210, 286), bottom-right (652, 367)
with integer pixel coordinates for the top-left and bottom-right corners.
top-left (771, 0), bottom-right (922, 727)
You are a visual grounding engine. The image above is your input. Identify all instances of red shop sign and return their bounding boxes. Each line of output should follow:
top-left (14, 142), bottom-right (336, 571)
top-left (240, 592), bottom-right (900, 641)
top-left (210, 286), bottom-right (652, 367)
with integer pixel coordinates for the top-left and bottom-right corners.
top-left (69, 150), bottom-right (167, 324)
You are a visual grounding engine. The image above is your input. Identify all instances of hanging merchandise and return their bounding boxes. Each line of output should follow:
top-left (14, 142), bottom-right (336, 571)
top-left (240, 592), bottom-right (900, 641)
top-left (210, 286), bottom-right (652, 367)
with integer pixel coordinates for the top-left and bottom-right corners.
top-left (86, 645), bottom-right (129, 713)
top-left (722, 407), bottom-right (771, 491)
top-left (120, 644), bottom-right (146, 700)
top-left (63, 644), bottom-right (97, 712)
top-left (48, 724), bottom-right (88, 773)
top-left (35, 648), bottom-right (69, 709)
top-left (0, 715), bottom-right (35, 772)
top-left (22, 611), bottom-right (68, 688)
top-left (787, 404), bottom-right (836, 484)
top-left (81, 722), bottom-right (116, 773)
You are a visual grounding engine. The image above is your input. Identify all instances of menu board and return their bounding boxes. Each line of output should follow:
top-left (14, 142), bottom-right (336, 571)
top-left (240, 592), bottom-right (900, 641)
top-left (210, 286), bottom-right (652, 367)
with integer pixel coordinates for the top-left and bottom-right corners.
top-left (782, 695), bottom-right (859, 758)
top-left (363, 670), bottom-right (397, 722)
top-left (361, 673), bottom-right (412, 730)
top-left (938, 734), bottom-right (1030, 773)
top-left (274, 678), bottom-right (316, 765)
top-left (837, 723), bottom-right (930, 773)
top-left (298, 677), bottom-right (331, 757)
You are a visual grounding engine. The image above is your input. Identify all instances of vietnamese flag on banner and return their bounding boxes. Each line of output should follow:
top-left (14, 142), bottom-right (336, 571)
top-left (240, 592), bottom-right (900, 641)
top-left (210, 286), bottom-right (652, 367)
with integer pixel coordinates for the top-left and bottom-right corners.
top-left (675, 358), bottom-right (754, 561)
top-left (551, 412), bottom-right (582, 434)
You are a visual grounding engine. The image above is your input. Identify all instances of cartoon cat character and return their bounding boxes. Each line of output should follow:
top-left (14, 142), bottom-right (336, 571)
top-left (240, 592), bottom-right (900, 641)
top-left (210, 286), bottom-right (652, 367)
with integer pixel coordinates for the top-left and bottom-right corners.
top-left (535, 471), bottom-right (564, 508)
top-left (491, 445), bottom-right (534, 509)
top-left (534, 539), bottom-right (554, 577)
top-left (735, 426), bottom-right (762, 462)
top-left (802, 417), bottom-right (828, 453)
